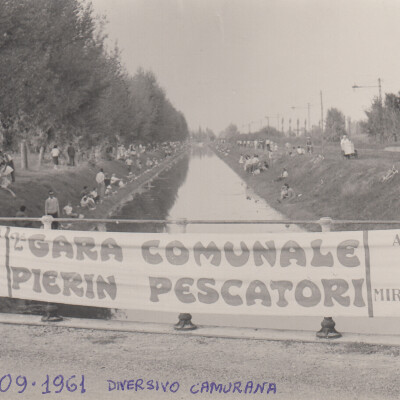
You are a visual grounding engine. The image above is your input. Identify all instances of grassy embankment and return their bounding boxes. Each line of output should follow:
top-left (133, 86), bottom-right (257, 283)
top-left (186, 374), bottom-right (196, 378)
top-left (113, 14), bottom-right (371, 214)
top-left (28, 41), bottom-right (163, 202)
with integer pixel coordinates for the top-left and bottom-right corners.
top-left (0, 148), bottom-right (188, 230)
top-left (212, 141), bottom-right (400, 231)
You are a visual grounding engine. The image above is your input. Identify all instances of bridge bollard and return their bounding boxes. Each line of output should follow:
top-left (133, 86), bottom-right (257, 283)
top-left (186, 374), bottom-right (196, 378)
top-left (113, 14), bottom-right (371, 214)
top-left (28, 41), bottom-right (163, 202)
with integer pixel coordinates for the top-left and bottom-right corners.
top-left (316, 217), bottom-right (342, 339)
top-left (41, 303), bottom-right (63, 322)
top-left (174, 313), bottom-right (197, 331)
top-left (41, 215), bottom-right (54, 230)
top-left (173, 219), bottom-right (197, 330)
top-left (175, 218), bottom-right (188, 233)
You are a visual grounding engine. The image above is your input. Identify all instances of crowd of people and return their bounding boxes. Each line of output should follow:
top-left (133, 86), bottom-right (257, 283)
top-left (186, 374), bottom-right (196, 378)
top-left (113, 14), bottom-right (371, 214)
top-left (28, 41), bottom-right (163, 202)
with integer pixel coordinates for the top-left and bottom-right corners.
top-left (215, 136), bottom-right (318, 203)
top-left (239, 154), bottom-right (269, 175)
top-left (12, 141), bottom-right (187, 229)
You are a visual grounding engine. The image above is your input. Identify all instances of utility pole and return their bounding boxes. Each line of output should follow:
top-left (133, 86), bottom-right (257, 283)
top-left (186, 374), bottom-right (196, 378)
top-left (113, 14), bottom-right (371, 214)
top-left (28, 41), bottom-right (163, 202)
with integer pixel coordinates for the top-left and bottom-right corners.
top-left (320, 90), bottom-right (324, 154)
top-left (307, 103), bottom-right (311, 134)
top-left (297, 118), bottom-right (300, 137)
top-left (347, 116), bottom-right (352, 136)
top-left (289, 118), bottom-right (292, 135)
top-left (352, 78), bottom-right (384, 141)
top-left (378, 78), bottom-right (382, 104)
top-left (282, 117), bottom-right (284, 135)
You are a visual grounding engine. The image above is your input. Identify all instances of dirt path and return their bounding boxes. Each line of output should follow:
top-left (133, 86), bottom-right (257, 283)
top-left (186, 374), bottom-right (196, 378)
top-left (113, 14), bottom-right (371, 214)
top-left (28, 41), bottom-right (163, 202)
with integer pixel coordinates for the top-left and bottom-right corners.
top-left (0, 323), bottom-right (398, 399)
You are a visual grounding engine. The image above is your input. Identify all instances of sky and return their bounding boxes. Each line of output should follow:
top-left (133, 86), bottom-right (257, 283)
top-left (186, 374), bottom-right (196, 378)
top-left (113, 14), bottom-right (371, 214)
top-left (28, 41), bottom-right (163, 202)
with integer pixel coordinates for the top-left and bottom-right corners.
top-left (90, 0), bottom-right (400, 134)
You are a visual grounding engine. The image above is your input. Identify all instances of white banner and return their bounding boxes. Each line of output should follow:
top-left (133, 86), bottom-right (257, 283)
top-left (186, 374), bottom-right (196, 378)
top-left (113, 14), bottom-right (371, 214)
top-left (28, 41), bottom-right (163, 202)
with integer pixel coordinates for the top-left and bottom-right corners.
top-left (0, 225), bottom-right (396, 317)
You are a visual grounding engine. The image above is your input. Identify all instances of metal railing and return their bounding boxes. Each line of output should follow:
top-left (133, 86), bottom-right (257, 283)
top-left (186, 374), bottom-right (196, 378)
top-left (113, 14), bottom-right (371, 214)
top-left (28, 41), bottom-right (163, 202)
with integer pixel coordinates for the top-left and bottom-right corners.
top-left (2, 216), bottom-right (400, 228)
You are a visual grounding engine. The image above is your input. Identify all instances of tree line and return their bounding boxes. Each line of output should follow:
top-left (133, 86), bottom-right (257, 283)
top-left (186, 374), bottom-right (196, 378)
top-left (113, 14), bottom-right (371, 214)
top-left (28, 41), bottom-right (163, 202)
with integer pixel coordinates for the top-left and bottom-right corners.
top-left (0, 0), bottom-right (189, 152)
top-left (219, 96), bottom-right (400, 144)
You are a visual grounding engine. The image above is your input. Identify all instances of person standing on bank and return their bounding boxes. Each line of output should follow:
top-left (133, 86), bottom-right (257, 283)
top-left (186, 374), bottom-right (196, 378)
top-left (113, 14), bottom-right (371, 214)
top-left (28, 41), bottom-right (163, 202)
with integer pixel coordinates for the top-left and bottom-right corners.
top-left (45, 190), bottom-right (60, 229)
top-left (67, 143), bottom-right (76, 166)
top-left (51, 145), bottom-right (60, 169)
top-left (95, 168), bottom-right (105, 203)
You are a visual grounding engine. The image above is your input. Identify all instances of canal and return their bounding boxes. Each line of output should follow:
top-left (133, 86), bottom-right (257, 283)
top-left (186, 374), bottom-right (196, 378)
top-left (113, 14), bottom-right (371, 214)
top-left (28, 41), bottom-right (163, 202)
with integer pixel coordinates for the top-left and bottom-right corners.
top-left (111, 144), bottom-right (301, 234)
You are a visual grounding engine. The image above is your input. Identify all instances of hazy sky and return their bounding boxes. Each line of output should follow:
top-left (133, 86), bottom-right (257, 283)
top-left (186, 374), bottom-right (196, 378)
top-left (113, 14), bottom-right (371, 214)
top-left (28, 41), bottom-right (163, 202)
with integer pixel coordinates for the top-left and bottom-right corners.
top-left (91, 0), bottom-right (400, 133)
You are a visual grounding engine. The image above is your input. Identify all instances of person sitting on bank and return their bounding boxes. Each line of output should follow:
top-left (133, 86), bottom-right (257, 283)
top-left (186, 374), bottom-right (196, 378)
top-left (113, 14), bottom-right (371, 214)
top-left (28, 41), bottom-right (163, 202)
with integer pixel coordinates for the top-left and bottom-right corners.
top-left (63, 201), bottom-right (79, 218)
top-left (145, 158), bottom-right (153, 168)
top-left (80, 186), bottom-right (90, 199)
top-left (276, 168), bottom-right (289, 181)
top-left (90, 187), bottom-right (100, 203)
top-left (80, 195), bottom-right (96, 210)
top-left (280, 183), bottom-right (296, 201)
top-left (105, 185), bottom-right (114, 196)
top-left (110, 173), bottom-right (120, 186)
top-left (260, 160), bottom-right (269, 171)
top-left (296, 146), bottom-right (305, 155)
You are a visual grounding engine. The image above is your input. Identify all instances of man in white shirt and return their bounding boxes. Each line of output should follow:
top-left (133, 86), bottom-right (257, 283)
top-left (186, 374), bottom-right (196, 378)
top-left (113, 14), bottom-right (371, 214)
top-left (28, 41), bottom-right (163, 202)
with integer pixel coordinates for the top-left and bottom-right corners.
top-left (45, 190), bottom-right (60, 229)
top-left (51, 145), bottom-right (60, 169)
top-left (96, 168), bottom-right (105, 202)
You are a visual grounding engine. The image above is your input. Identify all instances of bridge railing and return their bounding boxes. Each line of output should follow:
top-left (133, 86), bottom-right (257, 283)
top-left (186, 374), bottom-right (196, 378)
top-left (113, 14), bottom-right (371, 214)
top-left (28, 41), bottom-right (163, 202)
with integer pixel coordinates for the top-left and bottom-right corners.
top-left (1, 215), bottom-right (400, 230)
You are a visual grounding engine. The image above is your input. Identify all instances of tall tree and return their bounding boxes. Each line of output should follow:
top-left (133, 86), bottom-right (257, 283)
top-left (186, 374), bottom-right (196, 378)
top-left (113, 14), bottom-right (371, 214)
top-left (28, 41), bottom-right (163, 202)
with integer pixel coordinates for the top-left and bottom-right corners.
top-left (220, 123), bottom-right (240, 139)
top-left (0, 0), bottom-right (189, 151)
top-left (324, 108), bottom-right (346, 142)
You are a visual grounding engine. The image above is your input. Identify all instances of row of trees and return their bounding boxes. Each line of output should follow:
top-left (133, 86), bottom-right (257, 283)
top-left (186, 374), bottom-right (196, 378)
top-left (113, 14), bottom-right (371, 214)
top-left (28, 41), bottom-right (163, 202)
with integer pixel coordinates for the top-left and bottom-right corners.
top-left (190, 127), bottom-right (216, 142)
top-left (324, 95), bottom-right (400, 143)
top-left (360, 94), bottom-right (400, 142)
top-left (219, 106), bottom-right (377, 144)
top-left (0, 0), bottom-right (188, 151)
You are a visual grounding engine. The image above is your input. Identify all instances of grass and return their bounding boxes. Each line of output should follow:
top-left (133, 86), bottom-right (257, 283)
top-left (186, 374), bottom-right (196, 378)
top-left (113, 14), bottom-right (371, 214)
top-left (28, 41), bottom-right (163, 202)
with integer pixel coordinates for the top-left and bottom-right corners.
top-left (213, 140), bottom-right (400, 231)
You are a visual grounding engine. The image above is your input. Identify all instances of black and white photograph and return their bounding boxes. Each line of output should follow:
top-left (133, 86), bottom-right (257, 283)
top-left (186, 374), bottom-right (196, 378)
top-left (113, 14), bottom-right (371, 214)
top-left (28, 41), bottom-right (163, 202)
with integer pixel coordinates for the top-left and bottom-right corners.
top-left (0, 0), bottom-right (399, 398)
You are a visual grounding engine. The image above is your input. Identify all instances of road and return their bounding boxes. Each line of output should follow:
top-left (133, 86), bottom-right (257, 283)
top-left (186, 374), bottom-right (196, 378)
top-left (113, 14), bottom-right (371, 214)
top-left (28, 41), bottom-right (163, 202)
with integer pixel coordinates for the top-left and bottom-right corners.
top-left (0, 323), bottom-right (398, 400)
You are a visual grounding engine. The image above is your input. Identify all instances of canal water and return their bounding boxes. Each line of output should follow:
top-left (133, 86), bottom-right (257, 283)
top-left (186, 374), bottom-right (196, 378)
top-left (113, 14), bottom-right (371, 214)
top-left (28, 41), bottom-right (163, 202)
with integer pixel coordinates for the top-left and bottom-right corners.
top-left (166, 146), bottom-right (301, 233)
top-left (110, 145), bottom-right (400, 335)
top-left (111, 145), bottom-right (300, 234)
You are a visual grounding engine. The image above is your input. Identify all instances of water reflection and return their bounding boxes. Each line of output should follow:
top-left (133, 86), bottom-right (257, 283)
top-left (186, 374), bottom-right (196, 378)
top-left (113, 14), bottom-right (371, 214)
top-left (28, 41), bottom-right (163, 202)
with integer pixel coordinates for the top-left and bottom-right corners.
top-left (167, 145), bottom-right (301, 233)
top-left (190, 143), bottom-right (215, 159)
